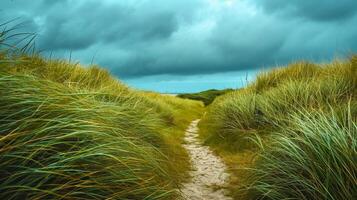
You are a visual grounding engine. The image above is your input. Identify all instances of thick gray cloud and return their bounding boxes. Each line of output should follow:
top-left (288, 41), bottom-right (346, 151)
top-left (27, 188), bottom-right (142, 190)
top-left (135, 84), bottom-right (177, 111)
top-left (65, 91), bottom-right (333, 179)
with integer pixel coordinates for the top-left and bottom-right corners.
top-left (1, 0), bottom-right (357, 81)
top-left (254, 0), bottom-right (357, 21)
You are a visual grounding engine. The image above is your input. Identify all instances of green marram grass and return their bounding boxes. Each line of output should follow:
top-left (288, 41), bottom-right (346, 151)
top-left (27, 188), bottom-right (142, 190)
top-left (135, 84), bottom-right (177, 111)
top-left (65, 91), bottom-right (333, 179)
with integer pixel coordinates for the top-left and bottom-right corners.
top-left (200, 91), bottom-right (260, 151)
top-left (0, 73), bottom-right (171, 199)
top-left (201, 58), bottom-right (356, 151)
top-left (199, 57), bottom-right (356, 199)
top-left (248, 108), bottom-right (357, 200)
top-left (0, 27), bottom-right (203, 199)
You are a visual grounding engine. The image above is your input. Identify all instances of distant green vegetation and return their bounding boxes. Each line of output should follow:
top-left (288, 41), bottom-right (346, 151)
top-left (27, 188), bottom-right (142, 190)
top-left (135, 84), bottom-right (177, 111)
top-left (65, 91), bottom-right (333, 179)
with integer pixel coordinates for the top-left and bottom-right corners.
top-left (178, 89), bottom-right (234, 106)
top-left (199, 58), bottom-right (356, 199)
top-left (0, 27), bottom-right (204, 199)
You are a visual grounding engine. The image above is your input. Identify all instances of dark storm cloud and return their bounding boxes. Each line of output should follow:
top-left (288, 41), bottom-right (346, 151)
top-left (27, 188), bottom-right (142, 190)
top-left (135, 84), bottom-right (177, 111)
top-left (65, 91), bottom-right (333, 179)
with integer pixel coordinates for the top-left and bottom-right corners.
top-left (254, 0), bottom-right (357, 21)
top-left (37, 0), bottom-right (182, 51)
top-left (1, 0), bottom-right (357, 78)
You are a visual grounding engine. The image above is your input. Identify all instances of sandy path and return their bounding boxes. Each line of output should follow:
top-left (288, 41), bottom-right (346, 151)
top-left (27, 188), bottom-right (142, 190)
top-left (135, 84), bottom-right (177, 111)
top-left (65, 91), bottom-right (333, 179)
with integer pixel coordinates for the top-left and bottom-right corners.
top-left (180, 119), bottom-right (232, 200)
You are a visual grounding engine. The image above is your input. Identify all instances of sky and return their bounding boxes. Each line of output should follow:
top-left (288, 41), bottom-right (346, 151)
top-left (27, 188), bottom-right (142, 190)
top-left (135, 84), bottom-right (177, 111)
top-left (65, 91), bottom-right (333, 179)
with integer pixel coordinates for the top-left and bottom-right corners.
top-left (1, 0), bottom-right (357, 93)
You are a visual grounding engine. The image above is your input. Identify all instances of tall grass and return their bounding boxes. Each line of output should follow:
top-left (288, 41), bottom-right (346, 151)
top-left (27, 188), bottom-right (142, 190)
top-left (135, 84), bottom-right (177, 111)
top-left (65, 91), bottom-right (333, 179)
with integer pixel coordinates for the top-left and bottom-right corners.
top-left (0, 69), bottom-right (171, 199)
top-left (0, 20), bottom-right (36, 55)
top-left (0, 26), bottom-right (203, 199)
top-left (200, 57), bottom-right (356, 152)
top-left (199, 56), bottom-right (356, 199)
top-left (247, 108), bottom-right (357, 200)
top-left (252, 61), bottom-right (320, 92)
top-left (200, 91), bottom-right (259, 151)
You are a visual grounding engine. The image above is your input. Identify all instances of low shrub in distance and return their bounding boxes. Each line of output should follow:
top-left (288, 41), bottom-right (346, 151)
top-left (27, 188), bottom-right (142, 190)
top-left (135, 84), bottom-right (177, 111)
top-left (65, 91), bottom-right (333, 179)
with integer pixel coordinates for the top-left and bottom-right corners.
top-left (178, 88), bottom-right (234, 106)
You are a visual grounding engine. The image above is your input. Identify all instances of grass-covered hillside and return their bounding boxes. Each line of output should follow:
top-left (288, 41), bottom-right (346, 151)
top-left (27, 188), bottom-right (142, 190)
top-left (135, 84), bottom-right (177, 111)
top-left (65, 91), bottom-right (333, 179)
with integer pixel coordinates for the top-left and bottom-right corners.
top-left (199, 58), bottom-right (356, 199)
top-left (178, 89), bottom-right (234, 106)
top-left (0, 51), bottom-right (203, 199)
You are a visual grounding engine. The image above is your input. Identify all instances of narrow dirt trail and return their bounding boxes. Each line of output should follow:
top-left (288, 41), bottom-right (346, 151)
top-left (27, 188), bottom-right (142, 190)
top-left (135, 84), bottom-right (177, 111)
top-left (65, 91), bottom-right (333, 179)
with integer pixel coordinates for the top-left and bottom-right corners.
top-left (181, 119), bottom-right (232, 200)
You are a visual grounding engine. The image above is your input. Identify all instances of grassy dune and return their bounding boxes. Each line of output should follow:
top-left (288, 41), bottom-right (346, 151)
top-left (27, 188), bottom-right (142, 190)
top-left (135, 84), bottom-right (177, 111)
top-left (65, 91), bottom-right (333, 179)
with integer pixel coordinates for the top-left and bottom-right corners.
top-left (0, 52), bottom-right (203, 199)
top-left (2, 23), bottom-right (356, 199)
top-left (199, 58), bottom-right (356, 199)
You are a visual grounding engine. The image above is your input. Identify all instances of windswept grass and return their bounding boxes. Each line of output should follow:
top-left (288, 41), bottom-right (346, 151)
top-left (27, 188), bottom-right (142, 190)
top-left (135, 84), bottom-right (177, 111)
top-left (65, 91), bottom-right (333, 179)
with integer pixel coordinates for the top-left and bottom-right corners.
top-left (200, 91), bottom-right (259, 151)
top-left (201, 57), bottom-right (356, 151)
top-left (0, 32), bottom-right (203, 199)
top-left (199, 56), bottom-right (356, 199)
top-left (247, 108), bottom-right (357, 200)
top-left (251, 61), bottom-right (320, 92)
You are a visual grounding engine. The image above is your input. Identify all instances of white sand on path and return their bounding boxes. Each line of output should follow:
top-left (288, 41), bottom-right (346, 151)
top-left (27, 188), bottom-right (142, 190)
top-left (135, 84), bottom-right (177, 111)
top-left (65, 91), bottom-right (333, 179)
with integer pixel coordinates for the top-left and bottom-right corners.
top-left (180, 119), bottom-right (233, 200)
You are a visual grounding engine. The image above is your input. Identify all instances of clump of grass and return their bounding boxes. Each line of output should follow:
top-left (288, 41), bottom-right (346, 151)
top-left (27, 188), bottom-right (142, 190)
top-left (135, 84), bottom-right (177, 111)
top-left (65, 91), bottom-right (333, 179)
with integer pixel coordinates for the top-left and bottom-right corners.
top-left (1, 55), bottom-right (130, 93)
top-left (0, 73), bottom-right (173, 199)
top-left (251, 61), bottom-right (320, 92)
top-left (201, 57), bottom-right (356, 152)
top-left (199, 56), bottom-right (356, 199)
top-left (0, 71), bottom-right (203, 199)
top-left (200, 90), bottom-right (260, 151)
top-left (0, 25), bottom-right (204, 199)
top-left (0, 19), bottom-right (36, 55)
top-left (247, 108), bottom-right (357, 200)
